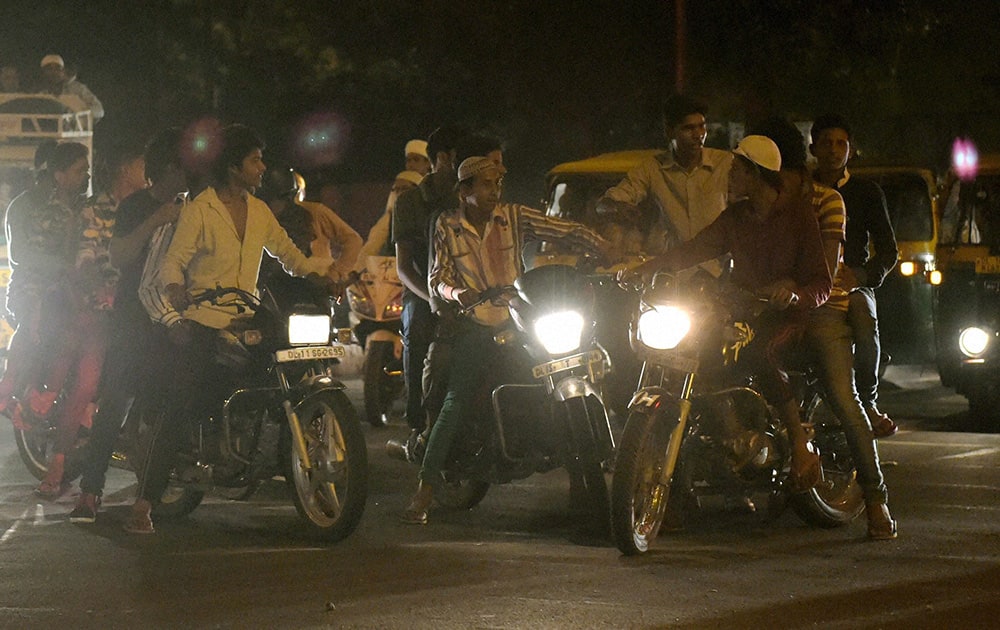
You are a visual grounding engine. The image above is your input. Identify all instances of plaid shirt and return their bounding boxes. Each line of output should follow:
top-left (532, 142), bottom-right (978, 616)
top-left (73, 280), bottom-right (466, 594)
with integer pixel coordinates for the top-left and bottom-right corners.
top-left (429, 202), bottom-right (607, 327)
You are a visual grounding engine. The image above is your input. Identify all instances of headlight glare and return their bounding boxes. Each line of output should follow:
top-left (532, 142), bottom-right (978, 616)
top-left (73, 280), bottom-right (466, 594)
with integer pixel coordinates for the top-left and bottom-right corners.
top-left (958, 327), bottom-right (990, 357)
top-left (637, 305), bottom-right (691, 350)
top-left (288, 314), bottom-right (331, 346)
top-left (534, 310), bottom-right (584, 355)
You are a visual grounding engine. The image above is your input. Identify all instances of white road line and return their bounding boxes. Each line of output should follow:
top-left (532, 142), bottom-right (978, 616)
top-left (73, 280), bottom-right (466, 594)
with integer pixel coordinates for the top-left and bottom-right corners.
top-left (0, 506), bottom-right (32, 545)
top-left (936, 447), bottom-right (1000, 460)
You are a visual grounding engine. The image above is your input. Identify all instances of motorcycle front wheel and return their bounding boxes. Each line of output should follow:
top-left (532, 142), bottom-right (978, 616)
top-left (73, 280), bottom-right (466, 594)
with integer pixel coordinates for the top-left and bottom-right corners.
top-left (791, 395), bottom-right (865, 527)
top-left (610, 405), bottom-right (681, 555)
top-left (287, 389), bottom-right (368, 541)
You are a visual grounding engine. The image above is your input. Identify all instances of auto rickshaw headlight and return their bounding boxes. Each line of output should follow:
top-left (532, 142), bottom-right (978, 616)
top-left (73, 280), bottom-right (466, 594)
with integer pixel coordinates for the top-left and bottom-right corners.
top-left (958, 327), bottom-right (990, 358)
top-left (928, 270), bottom-right (942, 285)
top-left (899, 261), bottom-right (917, 276)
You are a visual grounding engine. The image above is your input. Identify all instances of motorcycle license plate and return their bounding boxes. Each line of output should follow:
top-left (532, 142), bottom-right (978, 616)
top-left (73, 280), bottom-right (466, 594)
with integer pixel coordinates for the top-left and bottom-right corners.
top-left (532, 349), bottom-right (604, 379)
top-left (649, 350), bottom-right (699, 374)
top-left (274, 345), bottom-right (346, 363)
top-left (975, 256), bottom-right (1000, 274)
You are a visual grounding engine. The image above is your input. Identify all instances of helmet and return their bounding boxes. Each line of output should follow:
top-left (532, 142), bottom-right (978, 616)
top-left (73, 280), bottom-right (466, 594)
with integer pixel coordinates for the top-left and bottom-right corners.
top-left (259, 167), bottom-right (300, 203)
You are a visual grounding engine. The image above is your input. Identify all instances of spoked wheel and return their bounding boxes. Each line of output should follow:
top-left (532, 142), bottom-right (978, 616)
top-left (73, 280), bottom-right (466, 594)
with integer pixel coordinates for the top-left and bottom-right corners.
top-left (791, 395), bottom-right (865, 527)
top-left (610, 406), bottom-right (681, 555)
top-left (287, 390), bottom-right (368, 541)
top-left (12, 409), bottom-right (85, 483)
top-left (435, 479), bottom-right (491, 510)
top-left (363, 340), bottom-right (402, 427)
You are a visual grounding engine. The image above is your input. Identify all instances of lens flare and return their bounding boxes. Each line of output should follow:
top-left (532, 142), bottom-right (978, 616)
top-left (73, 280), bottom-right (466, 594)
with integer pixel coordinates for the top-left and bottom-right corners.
top-left (952, 138), bottom-right (979, 182)
top-left (180, 117), bottom-right (223, 179)
top-left (290, 111), bottom-right (350, 168)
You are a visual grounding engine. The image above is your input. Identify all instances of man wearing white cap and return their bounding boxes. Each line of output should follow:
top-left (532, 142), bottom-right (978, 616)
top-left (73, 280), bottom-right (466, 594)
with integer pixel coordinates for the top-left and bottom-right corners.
top-left (356, 170), bottom-right (423, 264)
top-left (401, 155), bottom-right (613, 524)
top-left (631, 135), bottom-right (832, 502)
top-left (38, 54), bottom-right (104, 123)
top-left (404, 140), bottom-right (431, 176)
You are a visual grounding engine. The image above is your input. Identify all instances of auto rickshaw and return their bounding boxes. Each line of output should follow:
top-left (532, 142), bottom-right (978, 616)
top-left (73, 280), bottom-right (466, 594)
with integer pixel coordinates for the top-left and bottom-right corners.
top-left (852, 166), bottom-right (939, 364)
top-left (933, 153), bottom-right (1000, 423)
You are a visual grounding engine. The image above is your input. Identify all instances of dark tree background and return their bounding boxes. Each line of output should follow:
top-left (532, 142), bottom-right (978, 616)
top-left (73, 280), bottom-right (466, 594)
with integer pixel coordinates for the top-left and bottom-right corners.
top-left (1, 0), bottom-right (998, 208)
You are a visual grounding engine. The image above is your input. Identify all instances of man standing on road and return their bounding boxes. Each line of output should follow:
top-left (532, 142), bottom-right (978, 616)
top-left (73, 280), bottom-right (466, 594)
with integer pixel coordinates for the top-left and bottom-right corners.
top-left (597, 93), bottom-right (732, 256)
top-left (390, 125), bottom-right (466, 459)
top-left (811, 114), bottom-right (900, 438)
top-left (69, 129), bottom-right (189, 523)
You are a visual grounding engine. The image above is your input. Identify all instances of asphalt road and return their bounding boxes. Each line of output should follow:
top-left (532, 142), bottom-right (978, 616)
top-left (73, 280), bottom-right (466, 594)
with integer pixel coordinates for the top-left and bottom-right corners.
top-left (0, 365), bottom-right (998, 629)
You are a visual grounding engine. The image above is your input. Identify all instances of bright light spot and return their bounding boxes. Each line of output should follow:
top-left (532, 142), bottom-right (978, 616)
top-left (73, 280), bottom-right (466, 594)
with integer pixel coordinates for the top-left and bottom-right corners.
top-left (899, 261), bottom-right (917, 276)
top-left (959, 327), bottom-right (990, 357)
top-left (928, 270), bottom-right (942, 285)
top-left (180, 117), bottom-right (223, 178)
top-left (290, 111), bottom-right (350, 168)
top-left (952, 138), bottom-right (979, 182)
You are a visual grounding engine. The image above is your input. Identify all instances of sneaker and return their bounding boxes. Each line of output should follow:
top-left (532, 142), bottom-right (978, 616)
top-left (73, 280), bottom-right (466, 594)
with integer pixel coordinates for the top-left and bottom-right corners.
top-left (69, 493), bottom-right (101, 524)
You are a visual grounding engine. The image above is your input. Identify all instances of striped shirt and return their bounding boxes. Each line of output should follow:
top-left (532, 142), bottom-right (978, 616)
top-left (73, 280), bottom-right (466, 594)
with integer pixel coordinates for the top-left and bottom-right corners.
top-left (429, 203), bottom-right (608, 327)
top-left (809, 182), bottom-right (850, 312)
top-left (139, 221), bottom-right (181, 327)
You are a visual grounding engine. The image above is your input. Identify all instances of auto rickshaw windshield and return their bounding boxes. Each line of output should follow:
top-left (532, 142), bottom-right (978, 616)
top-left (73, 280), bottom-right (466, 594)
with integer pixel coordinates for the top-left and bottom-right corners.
top-left (940, 174), bottom-right (1000, 249)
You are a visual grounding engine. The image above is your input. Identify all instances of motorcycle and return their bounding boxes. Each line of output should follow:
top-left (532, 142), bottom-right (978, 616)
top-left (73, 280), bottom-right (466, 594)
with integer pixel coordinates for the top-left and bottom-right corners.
top-left (345, 254), bottom-right (405, 427)
top-left (109, 277), bottom-right (368, 541)
top-left (390, 263), bottom-right (616, 528)
top-left (610, 270), bottom-right (865, 555)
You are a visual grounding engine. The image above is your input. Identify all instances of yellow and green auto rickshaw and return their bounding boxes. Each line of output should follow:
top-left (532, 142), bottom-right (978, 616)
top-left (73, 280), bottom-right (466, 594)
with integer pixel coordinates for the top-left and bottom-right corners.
top-left (932, 153), bottom-right (1000, 421)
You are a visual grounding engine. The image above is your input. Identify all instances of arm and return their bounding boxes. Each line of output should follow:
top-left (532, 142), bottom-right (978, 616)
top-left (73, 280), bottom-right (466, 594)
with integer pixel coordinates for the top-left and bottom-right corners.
top-left (517, 205), bottom-right (612, 262)
top-left (631, 207), bottom-right (732, 278)
top-left (815, 186), bottom-right (846, 284)
top-left (263, 207), bottom-right (335, 279)
top-left (857, 183), bottom-right (899, 289)
top-left (355, 211), bottom-right (391, 270)
top-left (792, 207), bottom-right (833, 309)
top-left (595, 160), bottom-right (653, 217)
top-left (395, 241), bottom-right (430, 301)
top-left (428, 214), bottom-right (475, 307)
top-left (139, 223), bottom-right (183, 327)
top-left (109, 198), bottom-right (181, 269)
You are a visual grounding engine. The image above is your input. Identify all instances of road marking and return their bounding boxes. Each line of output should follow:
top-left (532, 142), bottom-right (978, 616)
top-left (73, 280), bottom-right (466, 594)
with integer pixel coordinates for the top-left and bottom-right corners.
top-left (0, 506), bottom-right (32, 545)
top-left (936, 447), bottom-right (1000, 460)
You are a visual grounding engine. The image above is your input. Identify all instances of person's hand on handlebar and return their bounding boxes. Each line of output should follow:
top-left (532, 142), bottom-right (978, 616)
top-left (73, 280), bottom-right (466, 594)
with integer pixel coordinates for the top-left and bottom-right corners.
top-left (760, 281), bottom-right (799, 310)
top-left (455, 288), bottom-right (482, 310)
top-left (165, 282), bottom-right (192, 313)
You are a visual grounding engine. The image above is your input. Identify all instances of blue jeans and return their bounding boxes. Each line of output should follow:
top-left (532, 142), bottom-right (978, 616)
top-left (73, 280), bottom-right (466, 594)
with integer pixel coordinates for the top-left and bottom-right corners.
top-left (419, 323), bottom-right (497, 484)
top-left (401, 293), bottom-right (435, 431)
top-left (806, 305), bottom-right (888, 504)
top-left (848, 288), bottom-right (880, 408)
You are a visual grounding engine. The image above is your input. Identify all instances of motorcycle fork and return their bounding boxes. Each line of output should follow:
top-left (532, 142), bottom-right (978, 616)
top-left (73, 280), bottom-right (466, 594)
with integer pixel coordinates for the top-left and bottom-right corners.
top-left (657, 372), bottom-right (696, 488)
top-left (277, 370), bottom-right (312, 471)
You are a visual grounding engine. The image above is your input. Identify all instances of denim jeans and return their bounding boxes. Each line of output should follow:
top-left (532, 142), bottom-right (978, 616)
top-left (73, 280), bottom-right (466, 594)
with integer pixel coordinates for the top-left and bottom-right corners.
top-left (401, 293), bottom-right (435, 431)
top-left (848, 288), bottom-right (880, 408)
top-left (419, 323), bottom-right (497, 484)
top-left (806, 305), bottom-right (888, 504)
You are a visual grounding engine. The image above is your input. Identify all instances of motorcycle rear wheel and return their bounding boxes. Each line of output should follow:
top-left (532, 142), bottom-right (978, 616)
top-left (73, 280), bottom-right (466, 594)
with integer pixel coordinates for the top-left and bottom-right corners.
top-left (13, 416), bottom-right (85, 483)
top-left (611, 406), bottom-right (680, 555)
top-left (791, 395), bottom-right (865, 527)
top-left (287, 389), bottom-right (368, 541)
top-left (127, 408), bottom-right (205, 520)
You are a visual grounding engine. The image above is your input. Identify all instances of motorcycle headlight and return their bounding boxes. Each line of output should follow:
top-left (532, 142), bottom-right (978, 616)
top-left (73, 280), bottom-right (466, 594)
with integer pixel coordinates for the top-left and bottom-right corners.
top-left (288, 314), bottom-right (331, 346)
top-left (958, 326), bottom-right (990, 358)
top-left (534, 310), bottom-right (585, 355)
top-left (637, 305), bottom-right (691, 350)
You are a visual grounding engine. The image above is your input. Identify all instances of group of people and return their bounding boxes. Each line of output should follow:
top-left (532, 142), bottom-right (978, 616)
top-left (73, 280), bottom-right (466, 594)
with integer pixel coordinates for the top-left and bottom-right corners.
top-left (1, 83), bottom-right (899, 541)
top-left (384, 96), bottom-right (899, 541)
